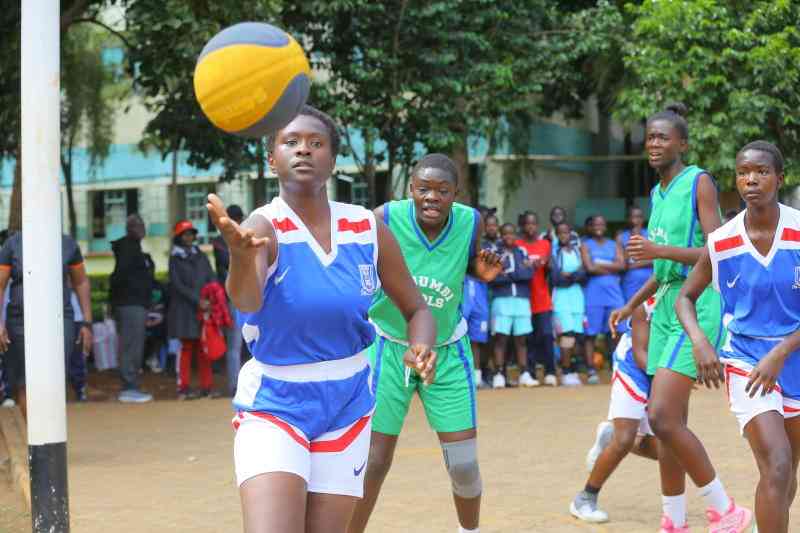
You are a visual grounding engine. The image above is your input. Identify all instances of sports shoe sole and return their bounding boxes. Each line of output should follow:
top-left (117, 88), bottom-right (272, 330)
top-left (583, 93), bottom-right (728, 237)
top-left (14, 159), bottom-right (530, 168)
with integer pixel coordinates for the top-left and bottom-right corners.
top-left (569, 501), bottom-right (609, 523)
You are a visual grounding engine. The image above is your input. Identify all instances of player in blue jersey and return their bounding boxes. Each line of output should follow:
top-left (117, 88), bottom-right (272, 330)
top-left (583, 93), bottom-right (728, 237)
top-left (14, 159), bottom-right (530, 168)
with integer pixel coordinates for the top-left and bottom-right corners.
top-left (207, 106), bottom-right (436, 533)
top-left (677, 141), bottom-right (800, 533)
top-left (571, 299), bottom-right (659, 523)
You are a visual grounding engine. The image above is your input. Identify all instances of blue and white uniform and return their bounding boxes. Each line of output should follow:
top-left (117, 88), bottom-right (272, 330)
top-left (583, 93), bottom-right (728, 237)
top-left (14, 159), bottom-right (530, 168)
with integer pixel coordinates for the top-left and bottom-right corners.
top-left (607, 297), bottom-right (656, 436)
top-left (462, 275), bottom-right (489, 343)
top-left (709, 204), bottom-right (800, 434)
top-left (233, 197), bottom-right (379, 495)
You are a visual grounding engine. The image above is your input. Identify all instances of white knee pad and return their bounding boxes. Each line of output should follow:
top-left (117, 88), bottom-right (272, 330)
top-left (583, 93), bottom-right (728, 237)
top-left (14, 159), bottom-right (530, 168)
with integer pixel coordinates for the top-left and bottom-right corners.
top-left (441, 438), bottom-right (482, 499)
top-left (559, 335), bottom-right (576, 349)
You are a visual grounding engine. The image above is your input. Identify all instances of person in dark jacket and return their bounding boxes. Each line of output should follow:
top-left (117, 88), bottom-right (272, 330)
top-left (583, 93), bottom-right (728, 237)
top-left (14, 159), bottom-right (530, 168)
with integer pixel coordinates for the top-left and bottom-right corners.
top-left (211, 204), bottom-right (245, 396)
top-left (168, 220), bottom-right (216, 399)
top-left (110, 214), bottom-right (155, 403)
top-left (489, 223), bottom-right (534, 388)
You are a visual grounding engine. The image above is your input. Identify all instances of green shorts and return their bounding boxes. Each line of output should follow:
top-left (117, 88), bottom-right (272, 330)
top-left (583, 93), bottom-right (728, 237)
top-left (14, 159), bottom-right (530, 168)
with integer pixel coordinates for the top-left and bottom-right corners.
top-left (368, 335), bottom-right (476, 435)
top-left (648, 282), bottom-right (723, 379)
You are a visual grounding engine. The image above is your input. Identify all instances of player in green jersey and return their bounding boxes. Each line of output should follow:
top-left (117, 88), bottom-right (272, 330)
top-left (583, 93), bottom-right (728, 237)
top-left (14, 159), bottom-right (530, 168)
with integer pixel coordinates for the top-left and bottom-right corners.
top-left (348, 154), bottom-right (502, 533)
top-left (610, 103), bottom-right (751, 532)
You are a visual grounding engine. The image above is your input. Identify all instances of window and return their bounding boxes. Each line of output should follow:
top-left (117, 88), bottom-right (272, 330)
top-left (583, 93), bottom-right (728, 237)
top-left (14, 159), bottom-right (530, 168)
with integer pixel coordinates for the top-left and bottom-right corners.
top-left (183, 184), bottom-right (215, 244)
top-left (351, 182), bottom-right (368, 207)
top-left (91, 189), bottom-right (139, 251)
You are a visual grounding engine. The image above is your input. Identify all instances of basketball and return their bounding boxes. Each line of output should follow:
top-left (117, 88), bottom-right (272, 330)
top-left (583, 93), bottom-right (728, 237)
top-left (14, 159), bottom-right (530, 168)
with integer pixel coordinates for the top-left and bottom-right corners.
top-left (193, 22), bottom-right (311, 139)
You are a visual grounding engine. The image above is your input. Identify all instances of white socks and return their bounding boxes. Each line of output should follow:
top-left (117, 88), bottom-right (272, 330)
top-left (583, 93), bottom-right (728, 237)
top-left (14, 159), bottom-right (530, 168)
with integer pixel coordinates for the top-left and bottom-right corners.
top-left (698, 476), bottom-right (731, 514)
top-left (458, 527), bottom-right (479, 533)
top-left (662, 493), bottom-right (687, 527)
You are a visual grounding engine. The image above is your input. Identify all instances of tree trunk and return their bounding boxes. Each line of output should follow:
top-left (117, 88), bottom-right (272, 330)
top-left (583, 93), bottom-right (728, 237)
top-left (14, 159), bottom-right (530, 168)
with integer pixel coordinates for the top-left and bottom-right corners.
top-left (61, 156), bottom-right (78, 238)
top-left (168, 147), bottom-right (180, 225)
top-left (8, 146), bottom-right (21, 233)
top-left (451, 128), bottom-right (470, 204)
top-left (363, 130), bottom-right (377, 208)
top-left (252, 140), bottom-right (267, 208)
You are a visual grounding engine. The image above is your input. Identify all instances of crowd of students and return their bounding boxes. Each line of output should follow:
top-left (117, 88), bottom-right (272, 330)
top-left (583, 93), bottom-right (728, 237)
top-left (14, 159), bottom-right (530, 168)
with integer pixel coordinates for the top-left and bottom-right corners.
top-left (465, 204), bottom-right (654, 390)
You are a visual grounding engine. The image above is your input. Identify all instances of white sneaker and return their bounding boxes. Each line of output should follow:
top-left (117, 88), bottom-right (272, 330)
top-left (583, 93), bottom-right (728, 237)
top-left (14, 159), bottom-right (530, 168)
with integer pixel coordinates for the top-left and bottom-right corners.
top-left (570, 499), bottom-right (609, 523)
top-left (586, 421), bottom-right (614, 472)
top-left (587, 370), bottom-right (600, 385)
top-left (562, 373), bottom-right (582, 387)
top-left (492, 372), bottom-right (506, 389)
top-left (544, 374), bottom-right (558, 387)
top-left (146, 356), bottom-right (163, 374)
top-left (474, 369), bottom-right (483, 387)
top-left (1, 398), bottom-right (15, 408)
top-left (519, 371), bottom-right (540, 387)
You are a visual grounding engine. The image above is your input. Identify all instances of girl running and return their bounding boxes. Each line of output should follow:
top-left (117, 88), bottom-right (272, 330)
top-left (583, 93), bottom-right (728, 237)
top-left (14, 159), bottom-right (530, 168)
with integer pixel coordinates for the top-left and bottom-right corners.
top-left (676, 141), bottom-right (799, 533)
top-left (207, 106), bottom-right (436, 533)
top-left (610, 103), bottom-right (751, 532)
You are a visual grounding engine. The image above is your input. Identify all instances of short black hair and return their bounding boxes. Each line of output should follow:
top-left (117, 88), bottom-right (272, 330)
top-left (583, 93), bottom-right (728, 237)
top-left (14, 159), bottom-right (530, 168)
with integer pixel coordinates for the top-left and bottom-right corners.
top-left (267, 104), bottom-right (341, 156)
top-left (627, 204), bottom-right (644, 215)
top-left (485, 214), bottom-right (499, 225)
top-left (555, 221), bottom-right (571, 232)
top-left (226, 204), bottom-right (245, 222)
top-left (518, 210), bottom-right (539, 226)
top-left (737, 140), bottom-right (784, 174)
top-left (500, 222), bottom-right (516, 233)
top-left (411, 153), bottom-right (459, 184)
top-left (647, 102), bottom-right (689, 141)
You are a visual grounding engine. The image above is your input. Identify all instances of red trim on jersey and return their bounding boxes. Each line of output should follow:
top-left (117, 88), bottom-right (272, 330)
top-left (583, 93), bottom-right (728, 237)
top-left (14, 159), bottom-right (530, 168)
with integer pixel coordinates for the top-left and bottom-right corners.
top-left (310, 415), bottom-right (370, 452)
top-left (337, 218), bottom-right (371, 233)
top-left (272, 218), bottom-right (299, 233)
top-left (714, 235), bottom-right (744, 252)
top-left (782, 228), bottom-right (800, 242)
top-left (612, 371), bottom-right (647, 404)
top-left (784, 404), bottom-right (800, 413)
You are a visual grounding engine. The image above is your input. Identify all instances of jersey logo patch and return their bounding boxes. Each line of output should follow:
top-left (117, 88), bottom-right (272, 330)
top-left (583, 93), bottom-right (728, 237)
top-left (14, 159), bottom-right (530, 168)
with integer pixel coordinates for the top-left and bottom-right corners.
top-left (338, 218), bottom-right (371, 233)
top-left (726, 274), bottom-right (740, 289)
top-left (793, 266), bottom-right (800, 290)
top-left (272, 218), bottom-right (298, 233)
top-left (359, 264), bottom-right (377, 295)
top-left (274, 267), bottom-right (290, 285)
top-left (714, 235), bottom-right (744, 252)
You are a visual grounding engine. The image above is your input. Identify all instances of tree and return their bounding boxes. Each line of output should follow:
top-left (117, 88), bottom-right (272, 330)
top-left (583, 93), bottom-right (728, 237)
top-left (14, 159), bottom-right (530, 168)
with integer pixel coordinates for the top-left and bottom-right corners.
top-left (615, 0), bottom-right (800, 189)
top-left (61, 25), bottom-right (124, 237)
top-left (0, 0), bottom-right (122, 233)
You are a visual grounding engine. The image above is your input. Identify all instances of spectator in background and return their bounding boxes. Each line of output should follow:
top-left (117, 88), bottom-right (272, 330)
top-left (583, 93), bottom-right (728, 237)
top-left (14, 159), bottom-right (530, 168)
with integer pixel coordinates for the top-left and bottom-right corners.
top-left (68, 290), bottom-right (89, 401)
top-left (110, 214), bottom-right (155, 403)
top-left (490, 223), bottom-right (534, 388)
top-left (551, 222), bottom-right (587, 386)
top-left (211, 204), bottom-right (245, 397)
top-left (516, 211), bottom-right (557, 386)
top-left (581, 215), bottom-right (625, 384)
top-left (462, 273), bottom-right (490, 389)
top-left (617, 205), bottom-right (653, 302)
top-left (168, 220), bottom-right (216, 400)
top-left (0, 232), bottom-right (93, 418)
top-left (545, 206), bottom-right (581, 255)
top-left (483, 213), bottom-right (502, 250)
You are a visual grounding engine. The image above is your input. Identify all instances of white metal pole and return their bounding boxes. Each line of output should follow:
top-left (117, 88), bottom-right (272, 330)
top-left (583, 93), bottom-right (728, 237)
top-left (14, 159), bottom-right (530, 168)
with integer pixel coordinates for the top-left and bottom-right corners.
top-left (21, 0), bottom-right (70, 530)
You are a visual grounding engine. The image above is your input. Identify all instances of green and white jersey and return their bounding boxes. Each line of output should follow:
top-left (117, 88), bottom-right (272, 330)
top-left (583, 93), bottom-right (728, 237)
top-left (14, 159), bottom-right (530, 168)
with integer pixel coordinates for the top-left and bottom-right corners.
top-left (648, 165), bottom-right (718, 284)
top-left (369, 199), bottom-right (478, 346)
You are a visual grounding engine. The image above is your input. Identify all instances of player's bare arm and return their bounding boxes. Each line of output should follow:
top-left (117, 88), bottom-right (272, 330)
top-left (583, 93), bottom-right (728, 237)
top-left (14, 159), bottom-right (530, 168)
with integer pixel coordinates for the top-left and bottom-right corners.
top-left (629, 305), bottom-right (650, 371)
top-left (0, 267), bottom-right (10, 352)
top-left (68, 263), bottom-right (93, 354)
top-left (628, 174), bottom-right (721, 266)
top-left (374, 216), bottom-right (437, 384)
top-left (207, 193), bottom-right (276, 312)
top-left (609, 275), bottom-right (659, 337)
top-left (675, 248), bottom-right (721, 388)
top-left (469, 213), bottom-right (502, 282)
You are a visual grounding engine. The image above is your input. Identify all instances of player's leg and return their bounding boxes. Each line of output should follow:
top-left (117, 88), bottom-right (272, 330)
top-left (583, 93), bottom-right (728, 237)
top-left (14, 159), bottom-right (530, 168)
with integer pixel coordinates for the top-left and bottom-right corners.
top-left (744, 411), bottom-right (792, 533)
top-left (423, 338), bottom-right (482, 531)
top-left (348, 338), bottom-right (413, 533)
top-left (533, 311), bottom-right (557, 385)
top-left (240, 473), bottom-right (307, 533)
top-left (571, 418), bottom-right (640, 523)
top-left (784, 414), bottom-right (800, 505)
top-left (513, 311), bottom-right (536, 386)
top-left (307, 493), bottom-right (358, 533)
top-left (491, 332), bottom-right (509, 388)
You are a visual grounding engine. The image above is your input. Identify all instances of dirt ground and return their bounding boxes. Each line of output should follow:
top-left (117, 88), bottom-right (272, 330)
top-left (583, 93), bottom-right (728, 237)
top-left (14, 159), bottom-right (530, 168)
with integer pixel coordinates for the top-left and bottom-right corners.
top-left (1, 377), bottom-right (791, 532)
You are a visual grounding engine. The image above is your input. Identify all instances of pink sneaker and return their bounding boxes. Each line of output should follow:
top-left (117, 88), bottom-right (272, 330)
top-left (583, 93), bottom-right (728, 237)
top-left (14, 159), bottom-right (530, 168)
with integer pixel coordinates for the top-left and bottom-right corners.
top-left (706, 499), bottom-right (753, 532)
top-left (659, 515), bottom-right (689, 533)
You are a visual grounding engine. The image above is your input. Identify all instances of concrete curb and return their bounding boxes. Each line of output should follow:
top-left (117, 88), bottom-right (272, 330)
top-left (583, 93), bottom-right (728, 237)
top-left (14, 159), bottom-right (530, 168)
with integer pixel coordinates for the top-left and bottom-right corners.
top-left (0, 407), bottom-right (30, 509)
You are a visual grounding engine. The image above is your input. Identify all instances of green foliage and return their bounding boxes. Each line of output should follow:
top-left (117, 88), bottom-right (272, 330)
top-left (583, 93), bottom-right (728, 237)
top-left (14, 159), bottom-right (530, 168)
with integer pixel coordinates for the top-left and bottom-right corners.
top-left (616, 0), bottom-right (800, 189)
top-left (123, 0), bottom-right (282, 181)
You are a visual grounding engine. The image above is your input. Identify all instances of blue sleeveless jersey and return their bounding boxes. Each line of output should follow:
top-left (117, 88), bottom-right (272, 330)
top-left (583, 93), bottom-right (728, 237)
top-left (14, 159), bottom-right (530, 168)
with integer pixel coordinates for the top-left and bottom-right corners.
top-left (240, 197), bottom-right (379, 365)
top-left (584, 237), bottom-right (624, 307)
top-left (709, 204), bottom-right (800, 398)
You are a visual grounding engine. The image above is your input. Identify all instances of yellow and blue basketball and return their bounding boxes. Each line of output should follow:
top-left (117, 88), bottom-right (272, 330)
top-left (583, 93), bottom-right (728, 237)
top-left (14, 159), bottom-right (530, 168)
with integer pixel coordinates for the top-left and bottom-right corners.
top-left (193, 22), bottom-right (311, 138)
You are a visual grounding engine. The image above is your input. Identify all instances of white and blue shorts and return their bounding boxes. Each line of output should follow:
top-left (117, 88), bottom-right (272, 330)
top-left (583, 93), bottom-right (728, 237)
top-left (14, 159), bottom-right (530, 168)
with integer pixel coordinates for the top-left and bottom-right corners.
top-left (232, 353), bottom-right (374, 497)
top-left (608, 368), bottom-right (653, 436)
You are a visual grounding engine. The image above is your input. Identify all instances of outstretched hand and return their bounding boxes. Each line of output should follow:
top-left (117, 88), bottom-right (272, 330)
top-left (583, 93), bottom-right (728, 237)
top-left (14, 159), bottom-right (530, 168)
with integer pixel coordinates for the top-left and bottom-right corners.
top-left (207, 194), bottom-right (270, 258)
top-left (474, 249), bottom-right (504, 282)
